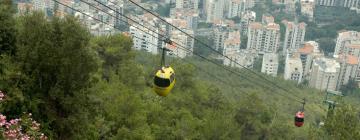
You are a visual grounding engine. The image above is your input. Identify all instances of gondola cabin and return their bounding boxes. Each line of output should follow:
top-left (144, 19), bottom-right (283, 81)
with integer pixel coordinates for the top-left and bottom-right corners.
top-left (294, 111), bottom-right (304, 127)
top-left (153, 66), bottom-right (175, 97)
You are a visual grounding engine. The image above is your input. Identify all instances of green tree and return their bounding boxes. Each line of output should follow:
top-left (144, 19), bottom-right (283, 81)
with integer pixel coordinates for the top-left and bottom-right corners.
top-left (341, 79), bottom-right (359, 95)
top-left (12, 13), bottom-right (98, 138)
top-left (324, 105), bottom-right (360, 139)
top-left (0, 0), bottom-right (16, 56)
top-left (317, 38), bottom-right (336, 56)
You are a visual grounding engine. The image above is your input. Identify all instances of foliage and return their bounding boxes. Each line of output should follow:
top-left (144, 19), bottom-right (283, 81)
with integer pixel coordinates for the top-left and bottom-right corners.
top-left (0, 91), bottom-right (47, 139)
top-left (0, 0), bottom-right (16, 56)
top-left (197, 22), bottom-right (212, 29)
top-left (230, 16), bottom-right (241, 23)
top-left (323, 105), bottom-right (360, 139)
top-left (317, 38), bottom-right (336, 56)
top-left (155, 3), bottom-right (170, 17)
top-left (193, 36), bottom-right (214, 57)
top-left (341, 79), bottom-right (359, 95)
top-left (1, 9), bottom-right (359, 139)
top-left (253, 56), bottom-right (263, 72)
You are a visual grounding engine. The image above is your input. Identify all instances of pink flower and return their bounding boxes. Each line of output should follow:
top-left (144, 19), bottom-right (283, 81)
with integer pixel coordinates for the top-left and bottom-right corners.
top-left (0, 114), bottom-right (6, 126)
top-left (21, 134), bottom-right (30, 140)
top-left (0, 91), bottom-right (4, 101)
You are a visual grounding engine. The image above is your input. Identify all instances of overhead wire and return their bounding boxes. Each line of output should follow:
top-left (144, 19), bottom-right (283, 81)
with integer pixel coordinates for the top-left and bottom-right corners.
top-left (126, 0), bottom-right (307, 101)
top-left (55, 0), bottom-right (308, 104)
top-left (53, 0), bottom-right (321, 119)
top-left (89, 0), bottom-right (305, 103)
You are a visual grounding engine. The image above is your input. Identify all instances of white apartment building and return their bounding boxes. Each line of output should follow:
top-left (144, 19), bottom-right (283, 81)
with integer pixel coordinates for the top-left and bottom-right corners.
top-left (227, 0), bottom-right (255, 18)
top-left (247, 22), bottom-right (281, 54)
top-left (227, 0), bottom-right (242, 18)
top-left (261, 53), bottom-right (279, 77)
top-left (32, 0), bottom-right (46, 13)
top-left (300, 0), bottom-right (315, 21)
top-left (316, 0), bottom-right (337, 6)
top-left (343, 42), bottom-right (360, 57)
top-left (240, 11), bottom-right (256, 35)
top-left (309, 57), bottom-right (341, 91)
top-left (298, 41), bottom-right (324, 80)
top-left (214, 26), bottom-right (229, 52)
top-left (223, 31), bottom-right (241, 66)
top-left (223, 31), bottom-right (241, 55)
top-left (170, 9), bottom-right (199, 29)
top-left (335, 55), bottom-right (359, 89)
top-left (130, 25), bottom-right (159, 54)
top-left (334, 31), bottom-right (360, 55)
top-left (167, 29), bottom-right (194, 58)
top-left (224, 49), bottom-right (255, 68)
top-left (206, 0), bottom-right (225, 23)
top-left (316, 0), bottom-right (359, 8)
top-left (284, 53), bottom-right (303, 84)
top-left (282, 20), bottom-right (307, 54)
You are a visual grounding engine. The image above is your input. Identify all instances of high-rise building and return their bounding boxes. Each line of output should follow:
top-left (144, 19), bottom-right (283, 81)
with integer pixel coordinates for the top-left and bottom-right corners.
top-left (223, 31), bottom-right (241, 66)
top-left (206, 0), bottom-right (225, 23)
top-left (284, 53), bottom-right (303, 84)
top-left (316, 0), bottom-right (337, 6)
top-left (223, 49), bottom-right (255, 68)
top-left (309, 57), bottom-right (341, 91)
top-left (223, 31), bottom-right (241, 55)
top-left (300, 0), bottom-right (315, 21)
top-left (240, 11), bottom-right (256, 35)
top-left (282, 20), bottom-right (307, 54)
top-left (214, 26), bottom-right (229, 52)
top-left (334, 31), bottom-right (360, 56)
top-left (297, 41), bottom-right (324, 80)
top-left (335, 55), bottom-right (359, 89)
top-left (227, 0), bottom-right (243, 18)
top-left (130, 24), bottom-right (160, 54)
top-left (247, 22), bottom-right (281, 54)
top-left (170, 9), bottom-right (199, 30)
top-left (316, 0), bottom-right (359, 8)
top-left (261, 53), bottom-right (279, 77)
top-left (167, 29), bottom-right (194, 58)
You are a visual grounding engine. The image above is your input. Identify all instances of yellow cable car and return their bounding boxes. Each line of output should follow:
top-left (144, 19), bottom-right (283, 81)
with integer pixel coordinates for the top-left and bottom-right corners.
top-left (153, 66), bottom-right (175, 96)
top-left (153, 39), bottom-right (175, 97)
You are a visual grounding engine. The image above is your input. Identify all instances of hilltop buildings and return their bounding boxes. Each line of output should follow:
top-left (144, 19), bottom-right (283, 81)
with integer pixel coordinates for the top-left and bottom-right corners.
top-left (300, 0), bottom-right (315, 21)
top-left (247, 16), bottom-right (280, 55)
top-left (240, 11), bottom-right (256, 35)
top-left (261, 53), bottom-right (279, 77)
top-left (334, 31), bottom-right (360, 56)
top-left (309, 57), bottom-right (341, 91)
top-left (316, 0), bottom-right (359, 8)
top-left (284, 53), bottom-right (303, 84)
top-left (282, 20), bottom-right (307, 54)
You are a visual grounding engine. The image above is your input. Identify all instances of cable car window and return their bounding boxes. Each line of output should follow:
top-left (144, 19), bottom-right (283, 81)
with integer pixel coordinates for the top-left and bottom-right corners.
top-left (154, 76), bottom-right (170, 87)
top-left (295, 117), bottom-right (304, 122)
top-left (170, 73), bottom-right (175, 82)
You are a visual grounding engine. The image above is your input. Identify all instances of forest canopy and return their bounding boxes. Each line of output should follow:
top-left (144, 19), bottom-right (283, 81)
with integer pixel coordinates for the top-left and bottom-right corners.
top-left (0, 1), bottom-right (359, 139)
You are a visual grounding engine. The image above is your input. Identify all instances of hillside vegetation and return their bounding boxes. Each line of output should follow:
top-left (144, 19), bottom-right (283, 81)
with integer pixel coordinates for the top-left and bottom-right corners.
top-left (0, 2), bottom-right (359, 139)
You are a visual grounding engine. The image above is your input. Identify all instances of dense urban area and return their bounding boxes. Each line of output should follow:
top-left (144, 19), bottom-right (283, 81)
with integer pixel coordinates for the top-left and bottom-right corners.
top-left (0, 0), bottom-right (359, 139)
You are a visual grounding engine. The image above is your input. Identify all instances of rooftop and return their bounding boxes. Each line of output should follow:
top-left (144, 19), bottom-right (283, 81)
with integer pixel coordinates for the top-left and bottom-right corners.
top-left (314, 57), bottom-right (340, 73)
